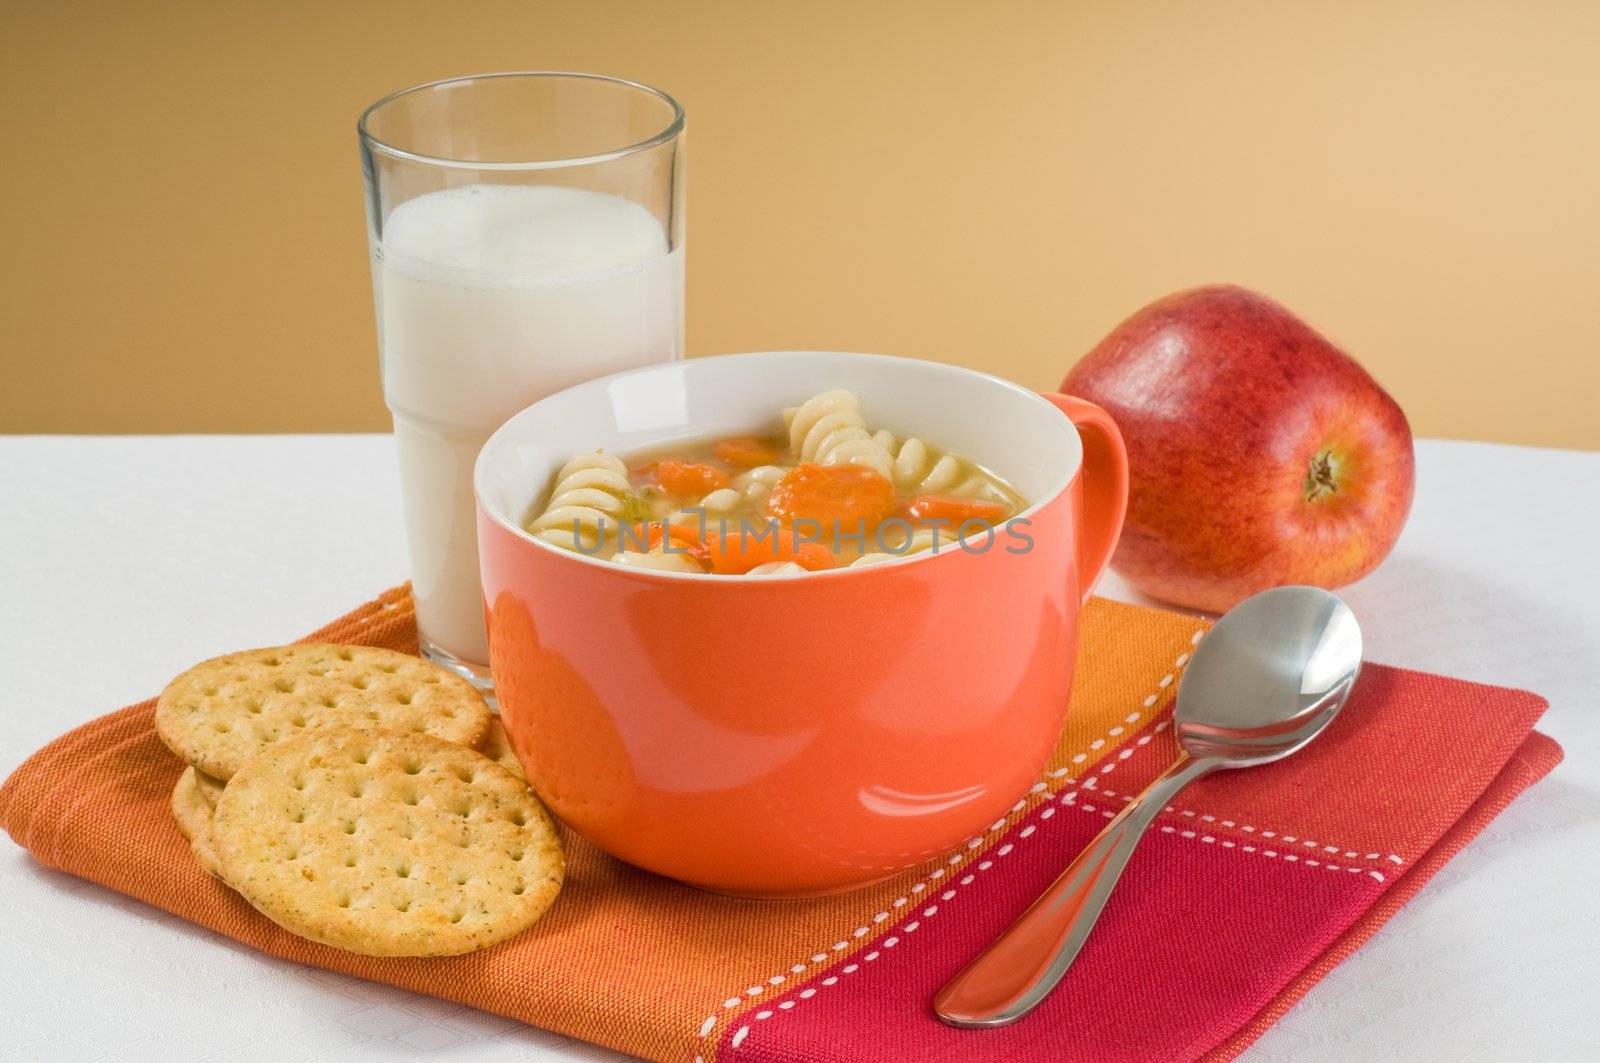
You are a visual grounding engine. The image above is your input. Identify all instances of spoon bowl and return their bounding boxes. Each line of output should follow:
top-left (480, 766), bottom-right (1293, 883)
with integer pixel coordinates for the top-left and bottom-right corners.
top-left (1175, 586), bottom-right (1362, 766)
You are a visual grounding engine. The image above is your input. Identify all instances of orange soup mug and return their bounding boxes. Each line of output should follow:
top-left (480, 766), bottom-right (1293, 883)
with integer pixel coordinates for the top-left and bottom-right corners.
top-left (475, 352), bottom-right (1127, 896)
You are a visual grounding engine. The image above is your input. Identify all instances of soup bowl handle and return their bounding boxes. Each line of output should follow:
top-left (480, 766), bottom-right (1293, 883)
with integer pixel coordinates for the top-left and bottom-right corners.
top-left (1039, 393), bottom-right (1128, 602)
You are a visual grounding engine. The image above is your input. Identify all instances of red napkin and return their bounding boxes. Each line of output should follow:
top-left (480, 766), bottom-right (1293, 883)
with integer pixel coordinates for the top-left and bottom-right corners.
top-left (727, 662), bottom-right (1559, 1062)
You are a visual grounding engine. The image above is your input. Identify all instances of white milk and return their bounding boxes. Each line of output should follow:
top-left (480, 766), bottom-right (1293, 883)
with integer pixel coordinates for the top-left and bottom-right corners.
top-left (375, 184), bottom-right (683, 667)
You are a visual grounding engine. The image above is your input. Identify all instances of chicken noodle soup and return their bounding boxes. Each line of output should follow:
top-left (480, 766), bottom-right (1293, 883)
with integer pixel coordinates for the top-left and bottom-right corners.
top-left (523, 389), bottom-right (1031, 574)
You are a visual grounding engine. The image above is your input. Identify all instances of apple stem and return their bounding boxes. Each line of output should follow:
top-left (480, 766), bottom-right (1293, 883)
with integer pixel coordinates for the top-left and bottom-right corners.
top-left (1304, 449), bottom-right (1341, 502)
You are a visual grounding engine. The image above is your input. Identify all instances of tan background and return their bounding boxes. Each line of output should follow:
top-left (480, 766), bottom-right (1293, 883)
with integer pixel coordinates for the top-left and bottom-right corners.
top-left (2, 1), bottom-right (1596, 447)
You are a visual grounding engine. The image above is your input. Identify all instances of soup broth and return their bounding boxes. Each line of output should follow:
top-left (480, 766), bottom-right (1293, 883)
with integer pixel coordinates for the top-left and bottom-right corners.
top-left (524, 389), bottom-right (1028, 574)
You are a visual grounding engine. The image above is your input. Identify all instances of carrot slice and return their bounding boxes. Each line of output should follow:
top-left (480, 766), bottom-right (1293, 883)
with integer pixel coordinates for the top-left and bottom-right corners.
top-left (902, 495), bottom-right (1010, 525)
top-left (714, 436), bottom-right (786, 468)
top-left (654, 459), bottom-right (731, 497)
top-left (765, 463), bottom-right (897, 532)
top-left (705, 527), bottom-right (837, 575)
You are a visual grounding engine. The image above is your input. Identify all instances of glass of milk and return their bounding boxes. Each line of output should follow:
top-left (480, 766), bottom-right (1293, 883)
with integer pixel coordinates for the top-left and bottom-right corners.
top-left (358, 72), bottom-right (685, 687)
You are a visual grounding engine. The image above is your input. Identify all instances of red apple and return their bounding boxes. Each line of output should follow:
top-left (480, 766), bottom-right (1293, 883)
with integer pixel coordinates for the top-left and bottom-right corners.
top-left (1063, 285), bottom-right (1413, 613)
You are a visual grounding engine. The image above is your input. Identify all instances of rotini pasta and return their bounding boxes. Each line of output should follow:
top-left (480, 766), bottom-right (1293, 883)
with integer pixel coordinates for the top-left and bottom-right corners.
top-left (872, 429), bottom-right (1012, 503)
top-left (670, 485), bottom-right (744, 525)
top-left (526, 451), bottom-right (632, 551)
top-left (747, 561), bottom-right (808, 576)
top-left (849, 526), bottom-right (951, 567)
top-left (871, 430), bottom-right (962, 494)
top-left (783, 389), bottom-right (894, 480)
top-left (730, 464), bottom-right (792, 505)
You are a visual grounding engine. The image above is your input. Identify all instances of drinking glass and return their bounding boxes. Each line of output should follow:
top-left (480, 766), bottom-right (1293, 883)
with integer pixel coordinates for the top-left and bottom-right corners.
top-left (359, 72), bottom-right (685, 686)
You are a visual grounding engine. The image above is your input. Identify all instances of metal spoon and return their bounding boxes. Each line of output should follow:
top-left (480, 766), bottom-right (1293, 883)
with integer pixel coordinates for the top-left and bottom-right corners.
top-left (934, 585), bottom-right (1362, 1028)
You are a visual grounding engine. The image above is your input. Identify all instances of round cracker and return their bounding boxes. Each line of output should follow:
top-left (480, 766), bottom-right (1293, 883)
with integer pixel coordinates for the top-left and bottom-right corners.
top-left (212, 727), bottom-right (563, 957)
top-left (478, 717), bottom-right (525, 781)
top-left (170, 766), bottom-right (212, 841)
top-left (155, 644), bottom-right (491, 780)
top-left (193, 767), bottom-right (226, 809)
top-left (171, 767), bottom-right (224, 877)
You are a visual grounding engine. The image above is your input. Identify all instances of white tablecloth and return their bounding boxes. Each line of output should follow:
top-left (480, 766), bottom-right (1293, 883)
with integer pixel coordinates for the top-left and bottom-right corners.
top-left (2, 435), bottom-right (1595, 1061)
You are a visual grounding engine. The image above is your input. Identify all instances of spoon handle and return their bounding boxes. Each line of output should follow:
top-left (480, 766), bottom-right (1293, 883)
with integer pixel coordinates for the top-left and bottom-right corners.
top-left (934, 754), bottom-right (1216, 1027)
